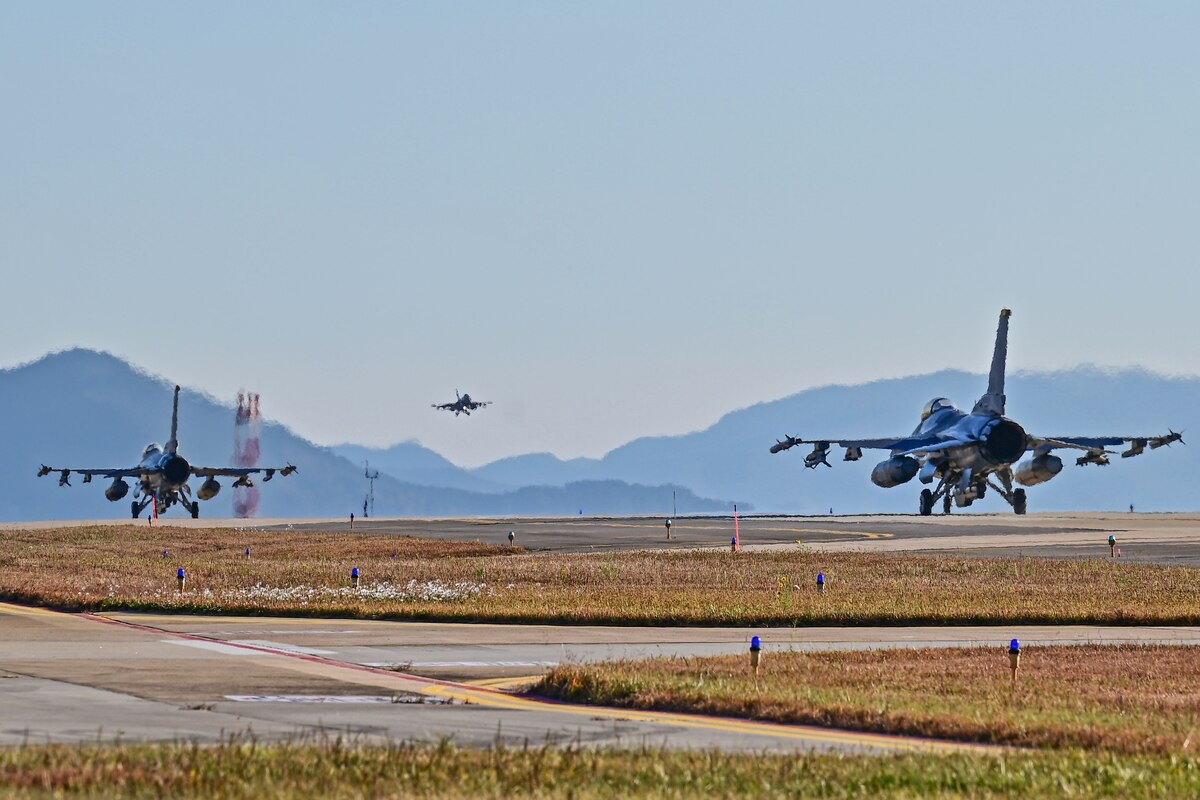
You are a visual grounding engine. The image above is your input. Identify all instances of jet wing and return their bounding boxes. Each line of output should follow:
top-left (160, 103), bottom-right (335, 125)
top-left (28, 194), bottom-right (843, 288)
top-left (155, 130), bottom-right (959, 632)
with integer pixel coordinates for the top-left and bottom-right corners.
top-left (190, 465), bottom-right (297, 479)
top-left (770, 435), bottom-right (942, 454)
top-left (1029, 431), bottom-right (1183, 457)
top-left (36, 464), bottom-right (152, 486)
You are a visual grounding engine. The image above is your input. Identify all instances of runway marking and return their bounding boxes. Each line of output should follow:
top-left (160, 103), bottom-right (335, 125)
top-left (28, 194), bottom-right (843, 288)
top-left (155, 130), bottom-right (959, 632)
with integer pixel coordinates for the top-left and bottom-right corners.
top-left (226, 639), bottom-right (338, 655)
top-left (420, 684), bottom-right (989, 753)
top-left (161, 639), bottom-right (268, 656)
top-left (0, 602), bottom-right (65, 618)
top-left (465, 675), bottom-right (544, 690)
top-left (189, 630), bottom-right (363, 636)
top-left (84, 610), bottom-right (992, 753)
top-left (364, 661), bottom-right (559, 668)
top-left (225, 695), bottom-right (395, 703)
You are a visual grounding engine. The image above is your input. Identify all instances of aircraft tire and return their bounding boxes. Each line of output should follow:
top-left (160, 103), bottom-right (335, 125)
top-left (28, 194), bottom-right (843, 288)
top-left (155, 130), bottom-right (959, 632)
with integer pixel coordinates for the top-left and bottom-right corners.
top-left (918, 489), bottom-right (934, 516)
top-left (131, 500), bottom-right (140, 519)
top-left (1013, 488), bottom-right (1027, 515)
top-left (943, 492), bottom-right (952, 515)
top-left (190, 501), bottom-right (200, 519)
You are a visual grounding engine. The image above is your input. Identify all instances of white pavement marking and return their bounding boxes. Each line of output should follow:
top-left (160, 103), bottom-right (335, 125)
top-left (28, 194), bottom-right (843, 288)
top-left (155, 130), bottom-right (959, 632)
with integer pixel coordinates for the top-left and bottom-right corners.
top-left (189, 630), bottom-right (362, 636)
top-left (224, 695), bottom-right (395, 703)
top-left (364, 660), bottom-right (560, 668)
top-left (161, 639), bottom-right (266, 656)
top-left (226, 640), bottom-right (338, 655)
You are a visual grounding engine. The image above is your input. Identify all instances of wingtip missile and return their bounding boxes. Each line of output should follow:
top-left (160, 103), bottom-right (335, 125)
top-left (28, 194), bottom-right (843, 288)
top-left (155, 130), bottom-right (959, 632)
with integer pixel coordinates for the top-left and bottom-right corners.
top-left (37, 465), bottom-right (51, 477)
top-left (280, 464), bottom-right (298, 476)
top-left (1150, 429), bottom-right (1185, 449)
top-left (770, 435), bottom-right (800, 454)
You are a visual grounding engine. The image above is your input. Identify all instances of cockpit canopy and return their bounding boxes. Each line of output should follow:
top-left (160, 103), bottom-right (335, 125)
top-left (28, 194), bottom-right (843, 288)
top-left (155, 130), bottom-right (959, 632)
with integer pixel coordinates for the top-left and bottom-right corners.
top-left (141, 442), bottom-right (162, 459)
top-left (920, 398), bottom-right (954, 421)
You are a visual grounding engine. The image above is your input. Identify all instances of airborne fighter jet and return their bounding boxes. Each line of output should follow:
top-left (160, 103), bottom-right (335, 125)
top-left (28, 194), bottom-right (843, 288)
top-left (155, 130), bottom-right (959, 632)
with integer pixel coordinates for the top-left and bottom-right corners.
top-left (38, 385), bottom-right (296, 518)
top-left (432, 390), bottom-right (491, 417)
top-left (770, 310), bottom-right (1182, 515)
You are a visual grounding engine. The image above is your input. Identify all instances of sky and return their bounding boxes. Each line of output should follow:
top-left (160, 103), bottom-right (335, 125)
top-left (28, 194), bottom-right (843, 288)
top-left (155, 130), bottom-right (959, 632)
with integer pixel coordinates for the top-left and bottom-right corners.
top-left (2, 3), bottom-right (1197, 467)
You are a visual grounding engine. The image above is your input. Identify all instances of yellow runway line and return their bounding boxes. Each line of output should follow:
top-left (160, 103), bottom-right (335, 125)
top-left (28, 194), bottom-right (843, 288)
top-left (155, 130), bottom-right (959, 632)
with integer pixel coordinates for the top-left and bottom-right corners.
top-left (464, 675), bottom-right (544, 691)
top-left (420, 684), bottom-right (992, 754)
top-left (0, 602), bottom-right (66, 618)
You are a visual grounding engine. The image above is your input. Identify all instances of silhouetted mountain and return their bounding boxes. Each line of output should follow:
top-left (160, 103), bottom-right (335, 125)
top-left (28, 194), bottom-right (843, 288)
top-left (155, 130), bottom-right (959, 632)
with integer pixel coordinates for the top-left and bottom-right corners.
top-left (331, 442), bottom-right (508, 494)
top-left (0, 350), bottom-right (733, 521)
top-left (460, 368), bottom-right (1198, 514)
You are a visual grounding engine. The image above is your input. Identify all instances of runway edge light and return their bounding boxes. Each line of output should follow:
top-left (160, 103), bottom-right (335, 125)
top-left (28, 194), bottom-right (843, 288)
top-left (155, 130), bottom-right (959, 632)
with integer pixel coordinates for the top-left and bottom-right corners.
top-left (750, 635), bottom-right (762, 675)
top-left (1108, 535), bottom-right (1116, 558)
top-left (817, 572), bottom-right (826, 594)
top-left (352, 567), bottom-right (360, 589)
top-left (176, 568), bottom-right (185, 593)
top-left (1009, 638), bottom-right (1021, 683)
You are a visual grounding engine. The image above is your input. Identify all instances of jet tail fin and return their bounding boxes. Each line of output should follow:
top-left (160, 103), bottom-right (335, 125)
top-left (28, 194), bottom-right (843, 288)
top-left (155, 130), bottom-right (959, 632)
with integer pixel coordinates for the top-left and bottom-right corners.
top-left (166, 385), bottom-right (181, 454)
top-left (972, 309), bottom-right (1010, 416)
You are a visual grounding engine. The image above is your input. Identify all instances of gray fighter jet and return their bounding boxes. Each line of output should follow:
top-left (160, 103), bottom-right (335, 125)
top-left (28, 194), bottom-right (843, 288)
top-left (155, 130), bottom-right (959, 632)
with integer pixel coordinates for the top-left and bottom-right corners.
top-left (432, 390), bottom-right (491, 417)
top-left (770, 310), bottom-right (1182, 515)
top-left (37, 385), bottom-right (296, 518)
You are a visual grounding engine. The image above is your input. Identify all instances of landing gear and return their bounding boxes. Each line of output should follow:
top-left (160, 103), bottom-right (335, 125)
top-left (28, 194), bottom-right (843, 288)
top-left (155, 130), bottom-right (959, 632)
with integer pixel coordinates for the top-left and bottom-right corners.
top-left (943, 491), bottom-right (953, 514)
top-left (1012, 488), bottom-right (1027, 515)
top-left (919, 489), bottom-right (934, 516)
top-left (131, 500), bottom-right (141, 519)
top-left (189, 501), bottom-right (200, 519)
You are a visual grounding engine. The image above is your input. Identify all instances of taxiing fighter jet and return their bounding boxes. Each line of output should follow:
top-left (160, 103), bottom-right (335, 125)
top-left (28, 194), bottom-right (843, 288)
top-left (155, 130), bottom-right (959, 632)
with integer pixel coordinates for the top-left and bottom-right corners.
top-left (432, 390), bottom-right (491, 417)
top-left (770, 310), bottom-right (1182, 515)
top-left (38, 385), bottom-right (296, 518)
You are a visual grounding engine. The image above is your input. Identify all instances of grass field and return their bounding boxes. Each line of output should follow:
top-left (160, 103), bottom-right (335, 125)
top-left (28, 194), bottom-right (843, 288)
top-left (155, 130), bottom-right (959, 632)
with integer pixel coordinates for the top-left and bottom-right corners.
top-left (534, 644), bottom-right (1200, 754)
top-left (2, 525), bottom-right (1199, 626)
top-left (2, 741), bottom-right (1199, 799)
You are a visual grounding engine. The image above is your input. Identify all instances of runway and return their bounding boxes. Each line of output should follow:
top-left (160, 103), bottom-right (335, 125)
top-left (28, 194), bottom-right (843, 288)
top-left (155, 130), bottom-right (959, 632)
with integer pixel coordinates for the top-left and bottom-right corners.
top-left (4, 512), bottom-right (1198, 752)
top-left (4, 601), bottom-right (1200, 751)
top-left (258, 512), bottom-right (1200, 567)
top-left (6, 512), bottom-right (1197, 566)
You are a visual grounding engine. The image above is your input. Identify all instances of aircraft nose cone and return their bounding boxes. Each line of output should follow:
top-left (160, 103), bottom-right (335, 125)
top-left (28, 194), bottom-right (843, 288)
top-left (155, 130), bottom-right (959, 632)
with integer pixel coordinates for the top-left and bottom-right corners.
top-left (161, 455), bottom-right (191, 485)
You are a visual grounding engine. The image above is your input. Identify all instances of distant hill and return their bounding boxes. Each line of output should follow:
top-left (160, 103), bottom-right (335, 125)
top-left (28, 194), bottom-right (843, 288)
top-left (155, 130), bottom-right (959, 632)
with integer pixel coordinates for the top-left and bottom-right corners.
top-left (0, 349), bottom-right (734, 521)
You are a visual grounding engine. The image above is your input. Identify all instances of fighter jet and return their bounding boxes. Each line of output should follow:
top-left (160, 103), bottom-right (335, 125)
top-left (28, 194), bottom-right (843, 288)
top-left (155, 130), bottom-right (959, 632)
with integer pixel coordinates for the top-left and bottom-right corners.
top-left (37, 385), bottom-right (296, 518)
top-left (432, 390), bottom-right (491, 417)
top-left (770, 310), bottom-right (1182, 515)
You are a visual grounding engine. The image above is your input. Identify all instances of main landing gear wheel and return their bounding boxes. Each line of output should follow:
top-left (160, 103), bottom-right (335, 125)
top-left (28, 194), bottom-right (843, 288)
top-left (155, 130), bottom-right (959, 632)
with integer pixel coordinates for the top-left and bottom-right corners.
top-left (943, 491), bottom-right (953, 515)
top-left (1013, 488), bottom-right (1027, 515)
top-left (190, 501), bottom-right (200, 519)
top-left (919, 489), bottom-right (934, 516)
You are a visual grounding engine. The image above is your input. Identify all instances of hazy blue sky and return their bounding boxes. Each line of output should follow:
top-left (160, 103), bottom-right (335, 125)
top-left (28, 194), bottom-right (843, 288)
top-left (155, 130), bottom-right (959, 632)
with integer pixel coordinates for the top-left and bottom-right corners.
top-left (2, 3), bottom-right (1197, 466)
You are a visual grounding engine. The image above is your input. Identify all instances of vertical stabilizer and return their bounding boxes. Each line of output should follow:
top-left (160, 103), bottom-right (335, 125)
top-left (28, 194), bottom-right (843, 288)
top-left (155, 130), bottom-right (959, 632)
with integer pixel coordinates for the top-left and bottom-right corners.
top-left (972, 309), bottom-right (1011, 416)
top-left (166, 385), bottom-right (181, 454)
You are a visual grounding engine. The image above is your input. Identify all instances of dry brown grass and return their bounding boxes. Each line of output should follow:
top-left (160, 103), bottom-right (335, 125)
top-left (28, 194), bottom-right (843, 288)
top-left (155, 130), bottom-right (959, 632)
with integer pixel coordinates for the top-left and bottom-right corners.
top-left (1, 525), bottom-right (1199, 625)
top-left (3, 740), bottom-right (1199, 798)
top-left (535, 644), bottom-right (1200, 754)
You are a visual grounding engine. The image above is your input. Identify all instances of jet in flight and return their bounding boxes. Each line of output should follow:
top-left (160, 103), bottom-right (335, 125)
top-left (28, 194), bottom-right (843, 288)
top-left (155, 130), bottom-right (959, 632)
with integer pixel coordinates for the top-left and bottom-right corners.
top-left (38, 385), bottom-right (296, 518)
top-left (770, 309), bottom-right (1182, 515)
top-left (432, 390), bottom-right (491, 417)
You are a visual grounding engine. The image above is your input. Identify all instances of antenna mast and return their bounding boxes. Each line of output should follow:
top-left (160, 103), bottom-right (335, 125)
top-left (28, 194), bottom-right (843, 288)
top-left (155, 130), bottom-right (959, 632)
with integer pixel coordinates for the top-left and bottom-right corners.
top-left (364, 461), bottom-right (379, 518)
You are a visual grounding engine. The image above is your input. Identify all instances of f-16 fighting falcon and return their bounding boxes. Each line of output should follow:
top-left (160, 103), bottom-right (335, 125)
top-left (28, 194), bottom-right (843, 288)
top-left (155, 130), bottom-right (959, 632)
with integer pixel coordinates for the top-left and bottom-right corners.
top-left (770, 310), bottom-right (1182, 515)
top-left (432, 390), bottom-right (491, 417)
top-left (38, 385), bottom-right (296, 518)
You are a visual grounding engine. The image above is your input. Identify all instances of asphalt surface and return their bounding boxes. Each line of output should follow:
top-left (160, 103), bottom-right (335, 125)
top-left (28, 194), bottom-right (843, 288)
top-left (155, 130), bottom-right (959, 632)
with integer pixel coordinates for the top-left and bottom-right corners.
top-left (5, 601), bottom-right (1200, 751)
top-left (4, 511), bottom-right (1199, 752)
top-left (253, 512), bottom-right (1200, 567)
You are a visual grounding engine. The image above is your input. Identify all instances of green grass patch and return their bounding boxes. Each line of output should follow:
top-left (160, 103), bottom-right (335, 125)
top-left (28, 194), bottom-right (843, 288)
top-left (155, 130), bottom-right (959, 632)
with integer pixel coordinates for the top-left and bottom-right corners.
top-left (1, 741), bottom-right (1199, 799)
top-left (533, 644), bottom-right (1200, 754)
top-left (2, 525), bottom-right (1199, 626)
